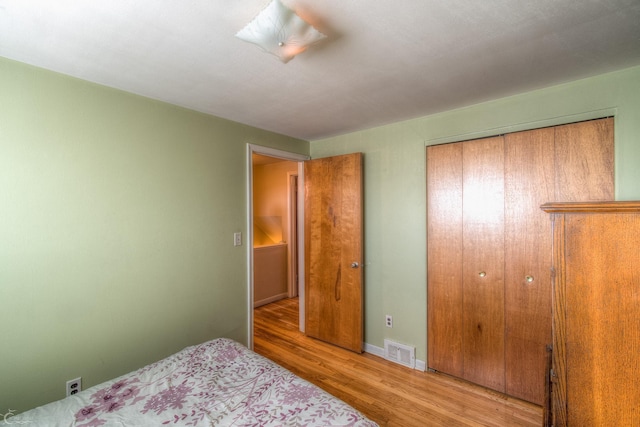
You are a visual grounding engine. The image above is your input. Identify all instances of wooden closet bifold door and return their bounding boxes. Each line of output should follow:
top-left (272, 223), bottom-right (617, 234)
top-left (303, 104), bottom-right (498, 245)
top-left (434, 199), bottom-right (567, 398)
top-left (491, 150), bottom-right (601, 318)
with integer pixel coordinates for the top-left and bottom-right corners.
top-left (504, 128), bottom-right (554, 404)
top-left (426, 117), bottom-right (614, 406)
top-left (554, 118), bottom-right (614, 202)
top-left (426, 143), bottom-right (464, 377)
top-left (427, 135), bottom-right (507, 393)
top-left (461, 136), bottom-right (505, 392)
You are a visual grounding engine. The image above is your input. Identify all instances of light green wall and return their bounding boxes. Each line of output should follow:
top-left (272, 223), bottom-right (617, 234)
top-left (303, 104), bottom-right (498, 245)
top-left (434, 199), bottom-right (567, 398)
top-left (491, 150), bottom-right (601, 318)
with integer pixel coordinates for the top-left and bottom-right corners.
top-left (311, 66), bottom-right (640, 363)
top-left (0, 57), bottom-right (308, 413)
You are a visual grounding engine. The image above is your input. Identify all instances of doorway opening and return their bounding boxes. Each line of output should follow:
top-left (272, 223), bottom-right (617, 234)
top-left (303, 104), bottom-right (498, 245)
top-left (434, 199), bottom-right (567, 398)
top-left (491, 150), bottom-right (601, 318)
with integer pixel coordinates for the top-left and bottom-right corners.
top-left (246, 144), bottom-right (309, 349)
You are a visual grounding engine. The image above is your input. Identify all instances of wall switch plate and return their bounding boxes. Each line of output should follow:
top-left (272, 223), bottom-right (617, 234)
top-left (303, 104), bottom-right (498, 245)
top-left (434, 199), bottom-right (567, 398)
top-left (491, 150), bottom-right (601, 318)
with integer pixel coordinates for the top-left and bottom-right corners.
top-left (66, 377), bottom-right (82, 397)
top-left (234, 232), bottom-right (242, 246)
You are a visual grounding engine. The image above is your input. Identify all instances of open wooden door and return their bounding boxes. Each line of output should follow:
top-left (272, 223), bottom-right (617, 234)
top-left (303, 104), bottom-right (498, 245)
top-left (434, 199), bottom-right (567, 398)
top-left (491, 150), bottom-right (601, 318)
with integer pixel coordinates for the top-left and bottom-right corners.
top-left (304, 153), bottom-right (364, 353)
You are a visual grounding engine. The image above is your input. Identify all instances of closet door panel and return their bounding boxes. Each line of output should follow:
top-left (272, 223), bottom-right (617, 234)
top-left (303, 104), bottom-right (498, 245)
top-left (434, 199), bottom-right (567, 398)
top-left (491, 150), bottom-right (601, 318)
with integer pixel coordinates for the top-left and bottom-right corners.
top-left (504, 128), bottom-right (554, 405)
top-left (427, 143), bottom-right (463, 376)
top-left (555, 117), bottom-right (614, 202)
top-left (462, 136), bottom-right (505, 391)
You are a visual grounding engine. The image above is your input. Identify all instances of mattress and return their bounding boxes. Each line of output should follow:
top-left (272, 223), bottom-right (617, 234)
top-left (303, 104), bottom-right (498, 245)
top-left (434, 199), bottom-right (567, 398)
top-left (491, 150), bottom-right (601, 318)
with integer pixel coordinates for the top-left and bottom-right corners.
top-left (4, 338), bottom-right (377, 426)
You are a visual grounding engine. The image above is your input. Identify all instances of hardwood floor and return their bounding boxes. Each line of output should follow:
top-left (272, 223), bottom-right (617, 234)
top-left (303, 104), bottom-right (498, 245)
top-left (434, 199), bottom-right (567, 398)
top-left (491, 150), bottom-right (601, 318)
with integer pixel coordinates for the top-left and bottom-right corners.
top-left (253, 297), bottom-right (543, 427)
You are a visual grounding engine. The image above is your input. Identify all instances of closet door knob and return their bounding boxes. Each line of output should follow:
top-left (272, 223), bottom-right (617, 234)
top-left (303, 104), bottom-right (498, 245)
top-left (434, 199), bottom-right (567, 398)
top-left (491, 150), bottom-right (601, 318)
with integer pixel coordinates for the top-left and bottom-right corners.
top-left (478, 271), bottom-right (486, 277)
top-left (525, 275), bottom-right (534, 283)
top-left (351, 262), bottom-right (360, 269)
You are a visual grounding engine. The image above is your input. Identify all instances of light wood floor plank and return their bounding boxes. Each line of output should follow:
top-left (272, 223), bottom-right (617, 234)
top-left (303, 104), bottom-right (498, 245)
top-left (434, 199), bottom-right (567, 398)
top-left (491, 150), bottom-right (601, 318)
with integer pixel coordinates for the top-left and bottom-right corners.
top-left (253, 297), bottom-right (543, 427)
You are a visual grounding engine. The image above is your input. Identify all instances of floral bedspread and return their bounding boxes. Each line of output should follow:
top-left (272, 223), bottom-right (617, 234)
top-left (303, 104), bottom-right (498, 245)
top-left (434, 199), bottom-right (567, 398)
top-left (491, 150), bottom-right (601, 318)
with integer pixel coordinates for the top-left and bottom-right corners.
top-left (6, 338), bottom-right (377, 426)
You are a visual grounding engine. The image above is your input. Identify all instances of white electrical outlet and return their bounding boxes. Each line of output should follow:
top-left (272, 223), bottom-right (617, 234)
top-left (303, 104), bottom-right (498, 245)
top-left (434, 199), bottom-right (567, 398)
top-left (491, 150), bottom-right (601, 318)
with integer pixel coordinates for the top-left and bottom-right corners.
top-left (66, 377), bottom-right (82, 397)
top-left (234, 232), bottom-right (242, 246)
top-left (385, 315), bottom-right (393, 328)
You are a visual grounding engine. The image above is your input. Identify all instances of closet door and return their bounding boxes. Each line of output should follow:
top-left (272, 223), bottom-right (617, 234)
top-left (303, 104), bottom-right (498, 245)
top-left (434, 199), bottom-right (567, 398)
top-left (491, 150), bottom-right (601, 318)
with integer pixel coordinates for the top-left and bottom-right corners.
top-left (426, 143), bottom-right (463, 376)
top-left (427, 117), bottom-right (614, 402)
top-left (504, 128), bottom-right (555, 405)
top-left (555, 118), bottom-right (614, 201)
top-left (462, 136), bottom-right (505, 391)
top-left (427, 136), bottom-right (506, 391)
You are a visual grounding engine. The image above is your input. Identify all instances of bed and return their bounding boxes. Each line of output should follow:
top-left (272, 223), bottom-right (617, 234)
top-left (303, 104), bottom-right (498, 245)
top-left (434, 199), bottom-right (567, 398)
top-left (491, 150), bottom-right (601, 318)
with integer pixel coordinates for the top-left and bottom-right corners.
top-left (5, 338), bottom-right (378, 426)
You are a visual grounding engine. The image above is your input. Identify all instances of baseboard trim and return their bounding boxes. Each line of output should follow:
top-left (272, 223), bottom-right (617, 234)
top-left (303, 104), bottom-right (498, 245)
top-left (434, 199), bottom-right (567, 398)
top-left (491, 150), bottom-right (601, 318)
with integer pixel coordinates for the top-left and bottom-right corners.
top-left (254, 293), bottom-right (288, 308)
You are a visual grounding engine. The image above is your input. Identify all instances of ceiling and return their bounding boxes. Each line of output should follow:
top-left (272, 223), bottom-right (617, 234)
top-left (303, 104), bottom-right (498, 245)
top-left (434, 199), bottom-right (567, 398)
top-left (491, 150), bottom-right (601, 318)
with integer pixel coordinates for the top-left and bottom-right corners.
top-left (1, 1), bottom-right (639, 141)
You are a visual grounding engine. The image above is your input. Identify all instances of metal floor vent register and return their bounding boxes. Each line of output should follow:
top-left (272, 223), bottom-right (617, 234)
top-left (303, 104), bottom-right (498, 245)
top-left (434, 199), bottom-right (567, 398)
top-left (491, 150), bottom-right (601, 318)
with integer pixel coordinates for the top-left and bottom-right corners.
top-left (383, 339), bottom-right (416, 369)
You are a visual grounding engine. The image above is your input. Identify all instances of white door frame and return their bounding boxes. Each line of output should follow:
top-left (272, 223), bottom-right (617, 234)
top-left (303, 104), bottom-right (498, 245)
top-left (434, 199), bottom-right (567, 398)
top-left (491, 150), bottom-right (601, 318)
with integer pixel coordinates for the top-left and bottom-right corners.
top-left (286, 171), bottom-right (299, 298)
top-left (246, 144), bottom-right (309, 349)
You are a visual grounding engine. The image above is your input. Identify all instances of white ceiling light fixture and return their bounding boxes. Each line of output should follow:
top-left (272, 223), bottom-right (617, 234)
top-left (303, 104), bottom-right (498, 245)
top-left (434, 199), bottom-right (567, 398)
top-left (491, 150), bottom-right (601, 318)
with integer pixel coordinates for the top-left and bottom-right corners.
top-left (236, 0), bottom-right (326, 63)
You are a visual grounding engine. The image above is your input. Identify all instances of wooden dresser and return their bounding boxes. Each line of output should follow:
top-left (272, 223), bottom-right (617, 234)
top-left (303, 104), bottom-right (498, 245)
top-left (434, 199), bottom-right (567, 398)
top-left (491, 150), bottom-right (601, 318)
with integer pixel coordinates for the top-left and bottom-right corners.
top-left (541, 201), bottom-right (640, 426)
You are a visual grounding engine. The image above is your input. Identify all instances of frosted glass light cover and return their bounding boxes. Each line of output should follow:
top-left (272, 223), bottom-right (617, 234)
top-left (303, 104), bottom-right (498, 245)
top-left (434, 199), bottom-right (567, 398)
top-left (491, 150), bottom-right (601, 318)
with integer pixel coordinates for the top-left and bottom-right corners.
top-left (236, 0), bottom-right (326, 63)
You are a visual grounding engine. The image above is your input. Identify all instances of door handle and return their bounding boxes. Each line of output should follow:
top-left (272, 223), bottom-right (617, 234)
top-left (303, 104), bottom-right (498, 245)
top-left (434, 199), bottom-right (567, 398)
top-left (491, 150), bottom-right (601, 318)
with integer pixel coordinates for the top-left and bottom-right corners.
top-left (351, 262), bottom-right (360, 269)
